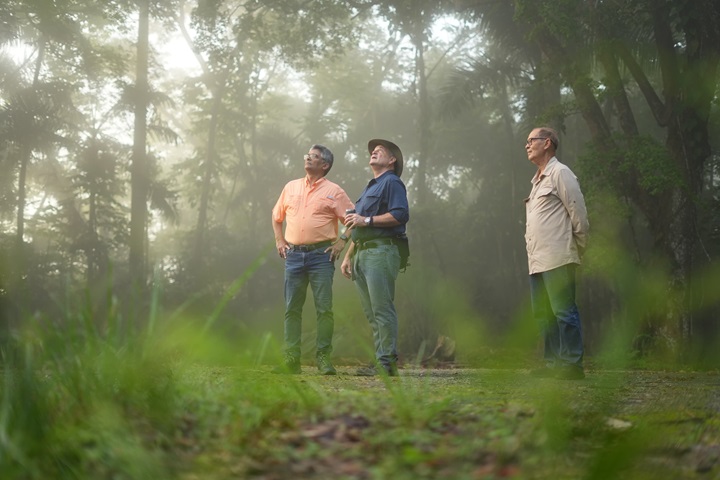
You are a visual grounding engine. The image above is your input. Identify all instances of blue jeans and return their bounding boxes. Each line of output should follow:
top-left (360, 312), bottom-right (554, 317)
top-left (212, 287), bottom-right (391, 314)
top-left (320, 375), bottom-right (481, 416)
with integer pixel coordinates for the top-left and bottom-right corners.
top-left (352, 244), bottom-right (400, 367)
top-left (284, 248), bottom-right (335, 359)
top-left (529, 264), bottom-right (584, 368)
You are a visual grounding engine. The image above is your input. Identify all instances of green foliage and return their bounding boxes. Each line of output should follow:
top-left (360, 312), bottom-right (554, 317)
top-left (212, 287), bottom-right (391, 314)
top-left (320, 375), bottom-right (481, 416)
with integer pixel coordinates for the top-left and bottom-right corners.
top-left (0, 322), bottom-right (177, 478)
top-left (624, 136), bottom-right (680, 195)
top-left (578, 134), bottom-right (680, 198)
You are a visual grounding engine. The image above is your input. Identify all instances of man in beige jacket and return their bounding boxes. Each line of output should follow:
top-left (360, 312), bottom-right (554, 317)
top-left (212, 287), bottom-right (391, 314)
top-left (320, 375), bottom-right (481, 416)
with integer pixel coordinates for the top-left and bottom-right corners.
top-left (524, 127), bottom-right (589, 380)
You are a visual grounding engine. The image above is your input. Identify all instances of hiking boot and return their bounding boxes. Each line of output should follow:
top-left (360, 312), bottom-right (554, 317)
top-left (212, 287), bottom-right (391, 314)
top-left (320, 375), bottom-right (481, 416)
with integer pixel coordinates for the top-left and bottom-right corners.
top-left (271, 356), bottom-right (301, 375)
top-left (555, 365), bottom-right (585, 380)
top-left (316, 352), bottom-right (337, 375)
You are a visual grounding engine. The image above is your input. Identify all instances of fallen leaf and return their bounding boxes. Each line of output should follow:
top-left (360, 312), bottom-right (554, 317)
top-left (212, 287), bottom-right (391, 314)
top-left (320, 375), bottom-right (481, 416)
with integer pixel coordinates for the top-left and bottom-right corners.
top-left (606, 418), bottom-right (633, 431)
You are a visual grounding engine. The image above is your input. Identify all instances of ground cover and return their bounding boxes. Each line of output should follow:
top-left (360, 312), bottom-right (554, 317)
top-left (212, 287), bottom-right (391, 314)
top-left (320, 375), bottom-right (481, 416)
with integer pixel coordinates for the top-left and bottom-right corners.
top-left (2, 322), bottom-right (719, 479)
top-left (174, 365), bottom-right (720, 479)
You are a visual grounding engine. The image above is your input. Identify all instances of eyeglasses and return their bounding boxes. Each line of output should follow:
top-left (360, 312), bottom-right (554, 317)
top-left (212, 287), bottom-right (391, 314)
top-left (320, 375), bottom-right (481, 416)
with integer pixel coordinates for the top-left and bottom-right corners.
top-left (526, 137), bottom-right (548, 146)
top-left (304, 153), bottom-right (321, 160)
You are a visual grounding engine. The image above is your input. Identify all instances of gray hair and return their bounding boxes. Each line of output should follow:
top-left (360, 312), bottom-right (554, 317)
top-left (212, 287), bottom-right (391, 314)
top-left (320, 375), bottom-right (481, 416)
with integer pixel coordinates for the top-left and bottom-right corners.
top-left (535, 127), bottom-right (559, 151)
top-left (311, 144), bottom-right (334, 176)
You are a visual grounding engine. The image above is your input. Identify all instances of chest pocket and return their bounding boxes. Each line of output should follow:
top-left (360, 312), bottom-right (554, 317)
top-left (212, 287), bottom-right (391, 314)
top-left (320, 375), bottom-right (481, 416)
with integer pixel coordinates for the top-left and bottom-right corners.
top-left (313, 197), bottom-right (335, 215)
top-left (359, 193), bottom-right (383, 216)
top-left (535, 186), bottom-right (554, 199)
top-left (287, 194), bottom-right (303, 215)
top-left (527, 186), bottom-right (554, 215)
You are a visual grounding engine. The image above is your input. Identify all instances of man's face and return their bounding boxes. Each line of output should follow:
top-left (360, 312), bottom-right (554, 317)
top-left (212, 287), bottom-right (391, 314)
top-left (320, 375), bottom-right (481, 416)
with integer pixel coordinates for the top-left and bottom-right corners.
top-left (525, 129), bottom-right (549, 165)
top-left (305, 149), bottom-right (328, 175)
top-left (370, 145), bottom-right (395, 172)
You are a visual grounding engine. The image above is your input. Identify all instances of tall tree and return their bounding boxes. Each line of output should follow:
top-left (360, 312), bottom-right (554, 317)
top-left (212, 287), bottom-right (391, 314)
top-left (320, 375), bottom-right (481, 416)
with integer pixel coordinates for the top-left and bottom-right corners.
top-left (0, 0), bottom-right (88, 298)
top-left (129, 0), bottom-right (151, 303)
top-left (119, 0), bottom-right (178, 313)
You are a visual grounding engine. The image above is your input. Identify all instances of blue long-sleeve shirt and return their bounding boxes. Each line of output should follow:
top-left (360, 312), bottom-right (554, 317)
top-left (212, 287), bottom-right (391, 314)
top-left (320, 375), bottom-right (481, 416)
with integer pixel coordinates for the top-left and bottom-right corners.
top-left (351, 171), bottom-right (409, 242)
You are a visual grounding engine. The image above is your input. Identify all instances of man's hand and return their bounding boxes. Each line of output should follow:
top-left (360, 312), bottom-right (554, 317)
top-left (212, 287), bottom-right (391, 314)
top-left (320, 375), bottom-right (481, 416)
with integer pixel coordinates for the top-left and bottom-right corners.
top-left (325, 239), bottom-right (347, 262)
top-left (340, 240), bottom-right (355, 278)
top-left (341, 256), bottom-right (352, 279)
top-left (276, 239), bottom-right (290, 259)
top-left (344, 213), bottom-right (368, 229)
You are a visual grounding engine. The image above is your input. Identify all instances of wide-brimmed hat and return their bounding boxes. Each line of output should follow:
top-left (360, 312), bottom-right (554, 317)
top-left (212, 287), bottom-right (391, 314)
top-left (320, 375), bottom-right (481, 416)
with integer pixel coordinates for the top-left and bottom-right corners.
top-left (368, 139), bottom-right (403, 177)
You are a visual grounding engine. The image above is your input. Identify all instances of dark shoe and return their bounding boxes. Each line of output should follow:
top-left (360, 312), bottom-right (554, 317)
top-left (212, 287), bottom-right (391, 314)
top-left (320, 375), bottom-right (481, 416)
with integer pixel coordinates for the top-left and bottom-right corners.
top-left (316, 352), bottom-right (337, 375)
top-left (385, 363), bottom-right (399, 377)
top-left (555, 365), bottom-right (585, 380)
top-left (271, 356), bottom-right (301, 374)
top-left (355, 365), bottom-right (378, 376)
top-left (529, 366), bottom-right (556, 378)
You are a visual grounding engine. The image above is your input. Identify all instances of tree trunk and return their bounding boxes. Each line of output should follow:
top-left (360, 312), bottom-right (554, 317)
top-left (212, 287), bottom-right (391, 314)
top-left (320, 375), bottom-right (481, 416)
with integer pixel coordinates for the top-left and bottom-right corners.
top-left (14, 36), bottom-right (47, 280)
top-left (129, 0), bottom-right (150, 311)
top-left (665, 106), bottom-right (712, 342)
top-left (597, 46), bottom-right (639, 137)
top-left (192, 83), bottom-right (225, 275)
top-left (16, 145), bottom-right (29, 249)
top-left (413, 16), bottom-right (431, 207)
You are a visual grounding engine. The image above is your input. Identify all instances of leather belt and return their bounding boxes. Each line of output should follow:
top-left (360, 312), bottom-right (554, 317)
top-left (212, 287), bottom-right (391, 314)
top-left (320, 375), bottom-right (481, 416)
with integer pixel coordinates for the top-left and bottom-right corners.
top-left (288, 240), bottom-right (333, 252)
top-left (356, 237), bottom-right (395, 251)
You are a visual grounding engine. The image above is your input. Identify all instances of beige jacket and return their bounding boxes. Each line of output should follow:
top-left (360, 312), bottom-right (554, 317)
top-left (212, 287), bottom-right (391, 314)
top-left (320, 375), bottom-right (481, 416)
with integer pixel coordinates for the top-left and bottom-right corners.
top-left (524, 157), bottom-right (589, 275)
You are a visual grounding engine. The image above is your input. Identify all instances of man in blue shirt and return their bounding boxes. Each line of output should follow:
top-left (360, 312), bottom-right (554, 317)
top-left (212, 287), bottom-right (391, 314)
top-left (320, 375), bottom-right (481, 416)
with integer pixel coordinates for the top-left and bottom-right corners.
top-left (341, 139), bottom-right (410, 376)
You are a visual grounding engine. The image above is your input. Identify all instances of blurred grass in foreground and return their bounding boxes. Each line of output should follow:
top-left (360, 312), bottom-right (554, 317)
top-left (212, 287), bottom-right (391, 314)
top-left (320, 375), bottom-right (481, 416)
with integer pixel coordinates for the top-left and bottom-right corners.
top-left (0, 252), bottom-right (718, 479)
top-left (1, 307), bottom-right (718, 479)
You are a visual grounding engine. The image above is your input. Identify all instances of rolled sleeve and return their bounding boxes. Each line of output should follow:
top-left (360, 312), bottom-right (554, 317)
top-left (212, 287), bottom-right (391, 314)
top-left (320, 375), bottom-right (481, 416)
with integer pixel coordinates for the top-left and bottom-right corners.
top-left (272, 185), bottom-right (289, 223)
top-left (387, 178), bottom-right (409, 224)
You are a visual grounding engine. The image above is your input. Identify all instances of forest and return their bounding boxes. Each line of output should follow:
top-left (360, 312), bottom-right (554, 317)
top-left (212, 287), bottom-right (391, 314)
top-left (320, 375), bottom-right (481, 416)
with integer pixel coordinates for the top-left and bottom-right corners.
top-left (1, 0), bottom-right (719, 477)
top-left (3, 0), bottom-right (718, 362)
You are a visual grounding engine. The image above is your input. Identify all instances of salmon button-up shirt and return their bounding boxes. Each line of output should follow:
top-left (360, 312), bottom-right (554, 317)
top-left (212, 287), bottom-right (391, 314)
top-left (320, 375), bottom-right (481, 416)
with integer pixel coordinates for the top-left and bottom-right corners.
top-left (272, 176), bottom-right (354, 245)
top-left (525, 157), bottom-right (589, 275)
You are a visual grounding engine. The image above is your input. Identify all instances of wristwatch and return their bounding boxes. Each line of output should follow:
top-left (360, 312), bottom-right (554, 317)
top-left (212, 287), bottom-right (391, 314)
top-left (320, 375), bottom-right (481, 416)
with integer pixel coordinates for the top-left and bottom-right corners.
top-left (340, 233), bottom-right (349, 241)
top-left (364, 216), bottom-right (372, 227)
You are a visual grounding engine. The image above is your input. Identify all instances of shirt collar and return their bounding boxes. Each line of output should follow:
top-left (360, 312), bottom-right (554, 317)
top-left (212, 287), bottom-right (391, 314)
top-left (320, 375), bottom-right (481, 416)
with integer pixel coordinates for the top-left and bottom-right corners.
top-left (369, 170), bottom-right (395, 185)
top-left (305, 175), bottom-right (326, 188)
top-left (531, 156), bottom-right (558, 184)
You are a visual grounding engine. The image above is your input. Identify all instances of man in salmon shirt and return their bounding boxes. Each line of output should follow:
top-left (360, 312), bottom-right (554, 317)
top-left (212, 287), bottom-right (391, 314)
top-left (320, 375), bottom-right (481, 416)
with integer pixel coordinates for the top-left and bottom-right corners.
top-left (271, 144), bottom-right (354, 375)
